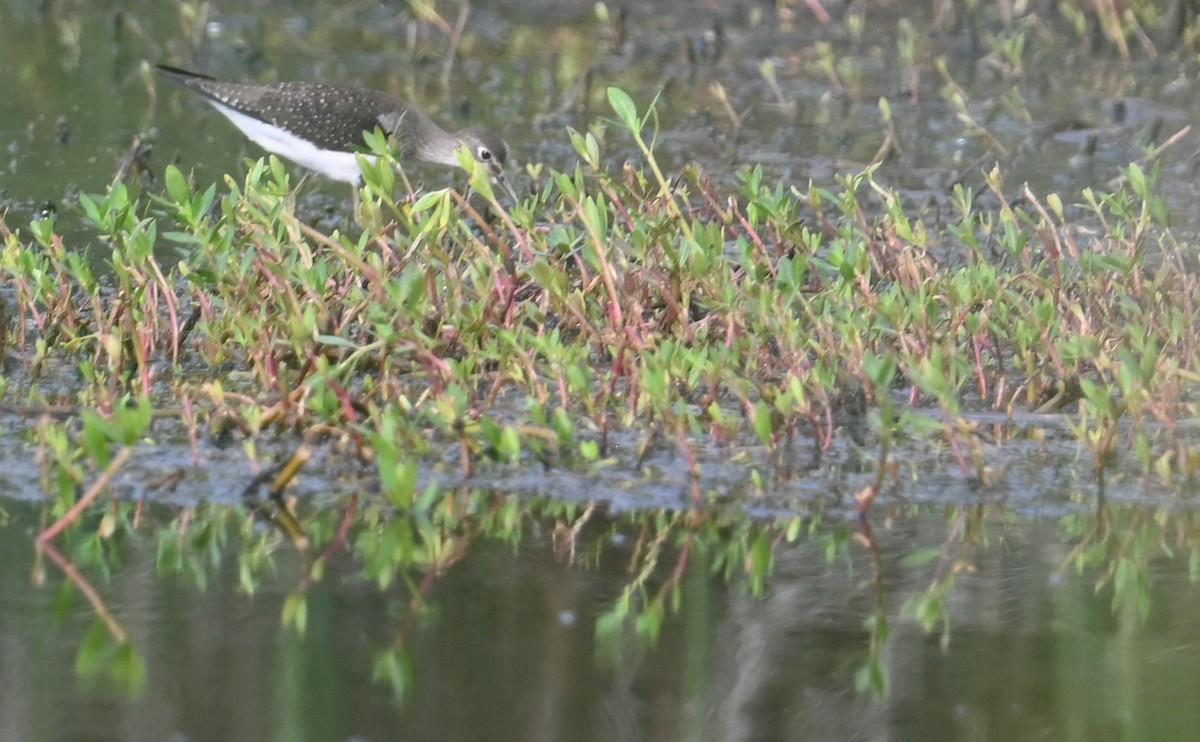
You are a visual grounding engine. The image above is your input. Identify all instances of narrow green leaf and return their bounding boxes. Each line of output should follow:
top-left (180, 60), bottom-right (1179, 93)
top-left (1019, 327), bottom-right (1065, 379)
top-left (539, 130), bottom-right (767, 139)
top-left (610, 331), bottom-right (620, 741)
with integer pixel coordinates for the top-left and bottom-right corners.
top-left (607, 87), bottom-right (639, 131)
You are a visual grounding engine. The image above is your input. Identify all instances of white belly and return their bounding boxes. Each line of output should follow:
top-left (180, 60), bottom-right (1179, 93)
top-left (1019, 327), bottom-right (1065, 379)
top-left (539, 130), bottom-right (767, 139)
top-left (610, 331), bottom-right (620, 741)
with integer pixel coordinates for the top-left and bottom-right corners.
top-left (209, 101), bottom-right (372, 184)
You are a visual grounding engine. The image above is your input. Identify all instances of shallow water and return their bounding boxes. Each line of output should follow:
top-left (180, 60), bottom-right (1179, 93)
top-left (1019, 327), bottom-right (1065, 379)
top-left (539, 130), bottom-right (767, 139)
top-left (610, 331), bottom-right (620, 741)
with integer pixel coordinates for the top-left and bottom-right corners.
top-left (4, 0), bottom-right (1200, 235)
top-left (3, 500), bottom-right (1200, 741)
top-left (4, 1), bottom-right (1200, 739)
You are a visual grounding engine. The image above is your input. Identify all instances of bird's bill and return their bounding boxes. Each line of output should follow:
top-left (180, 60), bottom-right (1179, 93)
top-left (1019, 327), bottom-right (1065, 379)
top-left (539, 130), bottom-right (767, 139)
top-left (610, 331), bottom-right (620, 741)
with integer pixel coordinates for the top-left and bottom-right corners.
top-left (495, 172), bottom-right (519, 203)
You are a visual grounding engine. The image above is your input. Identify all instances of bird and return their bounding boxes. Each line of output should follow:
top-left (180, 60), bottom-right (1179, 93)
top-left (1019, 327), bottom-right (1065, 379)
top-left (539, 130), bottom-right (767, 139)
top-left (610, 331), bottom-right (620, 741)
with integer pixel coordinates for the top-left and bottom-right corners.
top-left (155, 64), bottom-right (516, 199)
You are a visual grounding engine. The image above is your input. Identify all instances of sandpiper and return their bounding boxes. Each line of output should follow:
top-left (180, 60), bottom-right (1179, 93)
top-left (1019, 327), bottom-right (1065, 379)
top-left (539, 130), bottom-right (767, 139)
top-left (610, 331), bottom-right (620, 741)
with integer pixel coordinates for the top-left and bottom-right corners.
top-left (155, 64), bottom-right (516, 199)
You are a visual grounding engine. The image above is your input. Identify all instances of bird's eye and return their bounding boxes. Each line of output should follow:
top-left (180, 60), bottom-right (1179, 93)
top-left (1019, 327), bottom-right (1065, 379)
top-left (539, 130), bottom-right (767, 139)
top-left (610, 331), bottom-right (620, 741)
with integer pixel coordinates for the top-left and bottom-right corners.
top-left (478, 147), bottom-right (493, 161)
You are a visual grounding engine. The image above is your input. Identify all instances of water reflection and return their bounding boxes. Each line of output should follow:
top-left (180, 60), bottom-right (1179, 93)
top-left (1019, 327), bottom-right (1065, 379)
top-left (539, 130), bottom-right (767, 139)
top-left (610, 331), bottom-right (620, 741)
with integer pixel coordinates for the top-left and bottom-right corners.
top-left (3, 499), bottom-right (1200, 741)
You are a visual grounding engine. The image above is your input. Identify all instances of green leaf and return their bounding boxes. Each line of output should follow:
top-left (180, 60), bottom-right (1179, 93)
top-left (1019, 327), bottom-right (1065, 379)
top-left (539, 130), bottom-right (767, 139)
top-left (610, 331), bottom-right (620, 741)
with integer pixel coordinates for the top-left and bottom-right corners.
top-left (753, 400), bottom-right (773, 446)
top-left (372, 647), bottom-right (412, 700)
top-left (112, 642), bottom-right (147, 696)
top-left (282, 592), bottom-right (308, 634)
top-left (315, 334), bottom-right (359, 349)
top-left (165, 164), bottom-right (190, 204)
top-left (161, 231), bottom-right (204, 244)
top-left (607, 87), bottom-right (639, 132)
top-left (748, 530), bottom-right (772, 597)
top-left (898, 548), bottom-right (942, 567)
top-left (75, 620), bottom-right (112, 676)
top-left (80, 409), bottom-right (116, 466)
top-left (114, 395), bottom-right (153, 445)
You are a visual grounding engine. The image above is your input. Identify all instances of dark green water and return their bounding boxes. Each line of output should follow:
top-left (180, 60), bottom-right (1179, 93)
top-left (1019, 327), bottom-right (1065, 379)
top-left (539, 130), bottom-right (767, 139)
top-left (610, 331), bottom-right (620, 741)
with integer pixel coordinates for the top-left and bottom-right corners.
top-left (5, 0), bottom-right (1200, 234)
top-left (4, 0), bottom-right (1200, 739)
top-left (4, 500), bottom-right (1200, 742)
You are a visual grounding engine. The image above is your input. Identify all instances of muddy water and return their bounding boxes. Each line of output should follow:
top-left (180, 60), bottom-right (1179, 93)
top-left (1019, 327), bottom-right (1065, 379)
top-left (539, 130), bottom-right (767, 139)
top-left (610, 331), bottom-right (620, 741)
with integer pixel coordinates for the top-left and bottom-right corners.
top-left (4, 0), bottom-right (1200, 232)
top-left (3, 500), bottom-right (1200, 742)
top-left (4, 0), bottom-right (1200, 740)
